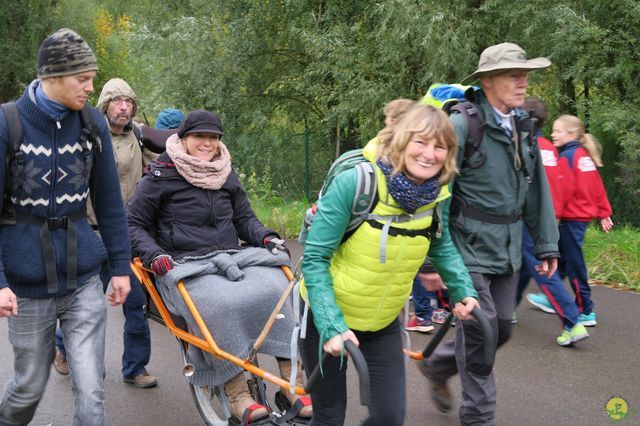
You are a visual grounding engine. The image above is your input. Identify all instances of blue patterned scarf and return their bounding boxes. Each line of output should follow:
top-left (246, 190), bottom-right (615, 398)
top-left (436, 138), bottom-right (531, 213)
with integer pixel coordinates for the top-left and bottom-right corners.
top-left (377, 160), bottom-right (441, 213)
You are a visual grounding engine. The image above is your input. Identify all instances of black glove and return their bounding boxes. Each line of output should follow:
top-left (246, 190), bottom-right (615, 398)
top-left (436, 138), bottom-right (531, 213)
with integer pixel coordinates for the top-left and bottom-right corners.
top-left (151, 254), bottom-right (174, 276)
top-left (263, 236), bottom-right (286, 255)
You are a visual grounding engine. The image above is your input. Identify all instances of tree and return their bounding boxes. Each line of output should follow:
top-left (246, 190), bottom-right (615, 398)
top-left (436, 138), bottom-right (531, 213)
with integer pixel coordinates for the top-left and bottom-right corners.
top-left (0, 0), bottom-right (58, 101)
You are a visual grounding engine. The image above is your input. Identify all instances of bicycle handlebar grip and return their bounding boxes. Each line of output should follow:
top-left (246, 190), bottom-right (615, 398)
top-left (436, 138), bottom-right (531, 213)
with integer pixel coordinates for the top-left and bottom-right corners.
top-left (421, 312), bottom-right (454, 359)
top-left (344, 340), bottom-right (371, 407)
top-left (304, 351), bottom-right (331, 394)
top-left (421, 309), bottom-right (496, 367)
top-left (471, 308), bottom-right (496, 367)
top-left (303, 340), bottom-right (371, 407)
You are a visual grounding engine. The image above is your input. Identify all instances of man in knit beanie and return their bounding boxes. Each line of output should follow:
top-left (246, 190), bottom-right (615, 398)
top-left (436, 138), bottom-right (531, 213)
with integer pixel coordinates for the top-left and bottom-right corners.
top-left (0, 28), bottom-right (131, 425)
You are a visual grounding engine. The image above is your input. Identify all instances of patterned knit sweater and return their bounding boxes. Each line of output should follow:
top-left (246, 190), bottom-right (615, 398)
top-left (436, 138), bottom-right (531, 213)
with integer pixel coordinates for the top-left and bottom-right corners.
top-left (0, 81), bottom-right (131, 298)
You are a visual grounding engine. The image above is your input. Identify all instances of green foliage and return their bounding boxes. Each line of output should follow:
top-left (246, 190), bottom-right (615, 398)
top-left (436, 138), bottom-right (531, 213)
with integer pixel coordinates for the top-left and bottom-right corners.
top-left (0, 0), bottom-right (58, 101)
top-left (4, 0), bottom-right (640, 225)
top-left (583, 225), bottom-right (640, 290)
top-left (240, 170), bottom-right (307, 238)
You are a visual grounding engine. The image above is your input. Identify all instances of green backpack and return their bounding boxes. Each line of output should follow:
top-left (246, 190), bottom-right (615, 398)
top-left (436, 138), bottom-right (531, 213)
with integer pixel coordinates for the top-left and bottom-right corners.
top-left (298, 148), bottom-right (377, 244)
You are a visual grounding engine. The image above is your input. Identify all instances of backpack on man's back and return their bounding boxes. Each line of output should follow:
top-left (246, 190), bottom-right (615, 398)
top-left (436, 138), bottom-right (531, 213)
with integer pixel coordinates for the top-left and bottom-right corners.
top-left (420, 83), bottom-right (486, 169)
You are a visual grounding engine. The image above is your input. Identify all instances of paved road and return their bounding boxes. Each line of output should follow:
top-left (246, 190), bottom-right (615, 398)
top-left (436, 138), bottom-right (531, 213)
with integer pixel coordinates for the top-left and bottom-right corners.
top-left (1, 240), bottom-right (638, 425)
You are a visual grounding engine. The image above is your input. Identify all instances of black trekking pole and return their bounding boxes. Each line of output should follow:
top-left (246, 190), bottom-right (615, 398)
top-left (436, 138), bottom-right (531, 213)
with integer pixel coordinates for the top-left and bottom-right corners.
top-left (305, 340), bottom-right (371, 408)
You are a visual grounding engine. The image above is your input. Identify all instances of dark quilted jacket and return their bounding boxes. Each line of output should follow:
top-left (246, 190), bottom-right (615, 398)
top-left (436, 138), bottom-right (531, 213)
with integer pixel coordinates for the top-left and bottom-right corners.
top-left (127, 153), bottom-right (276, 265)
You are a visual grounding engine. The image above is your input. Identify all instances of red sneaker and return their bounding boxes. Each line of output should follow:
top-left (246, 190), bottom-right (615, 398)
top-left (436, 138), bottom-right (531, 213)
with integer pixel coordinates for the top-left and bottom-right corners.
top-left (405, 316), bottom-right (435, 333)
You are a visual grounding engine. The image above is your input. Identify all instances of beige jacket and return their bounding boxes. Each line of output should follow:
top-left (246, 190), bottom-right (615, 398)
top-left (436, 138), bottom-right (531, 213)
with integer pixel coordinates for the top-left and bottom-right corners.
top-left (88, 78), bottom-right (157, 225)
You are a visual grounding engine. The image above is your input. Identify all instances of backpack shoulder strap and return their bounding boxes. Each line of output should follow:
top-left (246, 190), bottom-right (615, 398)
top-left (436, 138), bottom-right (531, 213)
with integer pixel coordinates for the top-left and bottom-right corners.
top-left (451, 101), bottom-right (485, 169)
top-left (351, 161), bottom-right (377, 216)
top-left (132, 125), bottom-right (145, 151)
top-left (1, 102), bottom-right (23, 155)
top-left (341, 161), bottom-right (377, 241)
top-left (78, 105), bottom-right (102, 154)
top-left (1, 102), bottom-right (23, 224)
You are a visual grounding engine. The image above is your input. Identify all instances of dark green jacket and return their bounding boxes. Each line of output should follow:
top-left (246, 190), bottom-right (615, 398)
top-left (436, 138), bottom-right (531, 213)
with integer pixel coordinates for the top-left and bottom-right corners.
top-left (445, 91), bottom-right (559, 274)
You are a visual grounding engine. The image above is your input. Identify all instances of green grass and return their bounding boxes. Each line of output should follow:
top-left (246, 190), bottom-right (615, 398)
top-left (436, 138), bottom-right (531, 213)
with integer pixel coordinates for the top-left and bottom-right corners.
top-left (249, 195), bottom-right (307, 239)
top-left (250, 196), bottom-right (640, 292)
top-left (583, 225), bottom-right (640, 291)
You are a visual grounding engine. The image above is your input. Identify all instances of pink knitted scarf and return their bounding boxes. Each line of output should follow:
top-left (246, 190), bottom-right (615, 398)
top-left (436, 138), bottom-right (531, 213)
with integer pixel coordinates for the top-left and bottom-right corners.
top-left (165, 134), bottom-right (232, 190)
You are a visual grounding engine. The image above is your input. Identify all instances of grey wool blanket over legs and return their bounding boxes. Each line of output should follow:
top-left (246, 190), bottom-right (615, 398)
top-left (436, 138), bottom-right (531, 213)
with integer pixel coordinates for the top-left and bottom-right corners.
top-left (158, 247), bottom-right (295, 386)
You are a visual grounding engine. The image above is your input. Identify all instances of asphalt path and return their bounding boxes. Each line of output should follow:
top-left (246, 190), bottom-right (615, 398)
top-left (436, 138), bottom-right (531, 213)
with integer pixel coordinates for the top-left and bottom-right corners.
top-left (1, 240), bottom-right (638, 425)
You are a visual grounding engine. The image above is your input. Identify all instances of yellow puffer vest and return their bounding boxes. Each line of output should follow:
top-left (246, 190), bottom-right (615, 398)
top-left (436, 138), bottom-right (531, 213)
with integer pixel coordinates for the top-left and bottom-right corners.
top-left (330, 165), bottom-right (451, 331)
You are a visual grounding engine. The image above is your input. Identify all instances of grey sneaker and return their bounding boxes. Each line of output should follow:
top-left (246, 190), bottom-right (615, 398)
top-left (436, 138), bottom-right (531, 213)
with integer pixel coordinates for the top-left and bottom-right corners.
top-left (123, 371), bottom-right (158, 388)
top-left (417, 360), bottom-right (452, 413)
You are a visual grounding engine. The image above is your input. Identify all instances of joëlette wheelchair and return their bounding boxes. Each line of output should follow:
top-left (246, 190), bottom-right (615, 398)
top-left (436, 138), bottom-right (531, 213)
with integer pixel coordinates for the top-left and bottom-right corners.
top-left (130, 258), bottom-right (371, 426)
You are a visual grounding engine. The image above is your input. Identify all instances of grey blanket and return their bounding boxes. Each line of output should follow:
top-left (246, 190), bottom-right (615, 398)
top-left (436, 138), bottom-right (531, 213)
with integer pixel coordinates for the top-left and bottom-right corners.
top-left (158, 247), bottom-right (295, 386)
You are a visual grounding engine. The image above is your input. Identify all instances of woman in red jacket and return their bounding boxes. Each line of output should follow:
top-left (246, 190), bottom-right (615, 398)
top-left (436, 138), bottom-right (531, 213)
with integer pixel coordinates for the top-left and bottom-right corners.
top-left (551, 114), bottom-right (613, 327)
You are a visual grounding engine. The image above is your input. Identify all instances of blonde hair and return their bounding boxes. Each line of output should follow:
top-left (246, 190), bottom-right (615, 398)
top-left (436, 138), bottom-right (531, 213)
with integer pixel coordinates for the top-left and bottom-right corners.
top-left (383, 98), bottom-right (414, 124)
top-left (376, 103), bottom-right (458, 184)
top-left (555, 114), bottom-right (604, 167)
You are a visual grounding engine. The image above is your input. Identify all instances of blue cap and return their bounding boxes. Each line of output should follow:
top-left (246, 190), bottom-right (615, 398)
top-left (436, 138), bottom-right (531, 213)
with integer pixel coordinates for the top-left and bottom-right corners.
top-left (155, 108), bottom-right (185, 130)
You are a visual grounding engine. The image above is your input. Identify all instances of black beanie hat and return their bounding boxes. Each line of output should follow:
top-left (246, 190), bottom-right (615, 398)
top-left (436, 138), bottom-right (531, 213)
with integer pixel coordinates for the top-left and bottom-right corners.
top-left (37, 28), bottom-right (98, 79)
top-left (177, 110), bottom-right (224, 138)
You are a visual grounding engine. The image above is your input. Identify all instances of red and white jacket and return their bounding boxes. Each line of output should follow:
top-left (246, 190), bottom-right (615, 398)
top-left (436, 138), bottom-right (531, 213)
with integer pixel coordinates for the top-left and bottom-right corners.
top-left (558, 141), bottom-right (612, 222)
top-left (537, 136), bottom-right (572, 219)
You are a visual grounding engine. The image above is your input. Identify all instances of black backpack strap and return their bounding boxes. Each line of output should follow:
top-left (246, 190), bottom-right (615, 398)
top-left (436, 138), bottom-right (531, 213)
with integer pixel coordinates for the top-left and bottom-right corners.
top-left (79, 105), bottom-right (102, 154)
top-left (1, 102), bottom-right (24, 224)
top-left (132, 125), bottom-right (145, 151)
top-left (1, 102), bottom-right (23, 155)
top-left (451, 102), bottom-right (485, 169)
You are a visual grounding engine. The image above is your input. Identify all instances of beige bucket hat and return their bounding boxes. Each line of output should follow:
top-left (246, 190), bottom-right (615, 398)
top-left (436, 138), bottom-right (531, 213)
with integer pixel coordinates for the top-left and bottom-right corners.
top-left (462, 42), bottom-right (551, 83)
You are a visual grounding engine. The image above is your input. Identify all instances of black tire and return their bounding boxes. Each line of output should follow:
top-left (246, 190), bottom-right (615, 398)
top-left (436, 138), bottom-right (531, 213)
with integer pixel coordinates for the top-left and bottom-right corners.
top-left (178, 339), bottom-right (231, 426)
top-left (190, 383), bottom-right (231, 426)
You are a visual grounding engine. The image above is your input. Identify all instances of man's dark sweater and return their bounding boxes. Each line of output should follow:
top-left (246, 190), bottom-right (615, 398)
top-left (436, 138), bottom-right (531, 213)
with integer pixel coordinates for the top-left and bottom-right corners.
top-left (0, 81), bottom-right (131, 298)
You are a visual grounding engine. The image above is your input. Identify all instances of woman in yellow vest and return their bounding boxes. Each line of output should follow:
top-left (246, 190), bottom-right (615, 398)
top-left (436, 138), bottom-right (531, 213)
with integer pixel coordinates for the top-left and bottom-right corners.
top-left (300, 102), bottom-right (480, 425)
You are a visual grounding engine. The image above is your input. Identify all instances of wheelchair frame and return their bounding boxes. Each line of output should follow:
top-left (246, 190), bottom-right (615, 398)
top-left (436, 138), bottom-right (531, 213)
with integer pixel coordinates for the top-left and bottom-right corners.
top-left (130, 258), bottom-right (308, 425)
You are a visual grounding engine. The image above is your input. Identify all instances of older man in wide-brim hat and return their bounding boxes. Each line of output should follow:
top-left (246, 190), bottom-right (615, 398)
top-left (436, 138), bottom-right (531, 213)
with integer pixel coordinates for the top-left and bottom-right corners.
top-left (463, 42), bottom-right (551, 112)
top-left (418, 42), bottom-right (560, 426)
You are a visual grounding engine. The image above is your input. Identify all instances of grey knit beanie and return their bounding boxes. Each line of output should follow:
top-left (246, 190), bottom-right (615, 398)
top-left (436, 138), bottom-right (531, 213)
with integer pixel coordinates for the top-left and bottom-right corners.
top-left (37, 28), bottom-right (98, 79)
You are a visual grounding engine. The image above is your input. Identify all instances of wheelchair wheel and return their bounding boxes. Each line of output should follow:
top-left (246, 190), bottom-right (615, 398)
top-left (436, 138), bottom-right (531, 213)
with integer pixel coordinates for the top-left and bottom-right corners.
top-left (178, 339), bottom-right (231, 426)
top-left (190, 383), bottom-right (231, 426)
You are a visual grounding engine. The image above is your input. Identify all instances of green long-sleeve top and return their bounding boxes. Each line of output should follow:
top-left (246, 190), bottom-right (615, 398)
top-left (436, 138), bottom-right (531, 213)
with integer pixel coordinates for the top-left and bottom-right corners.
top-left (301, 167), bottom-right (478, 344)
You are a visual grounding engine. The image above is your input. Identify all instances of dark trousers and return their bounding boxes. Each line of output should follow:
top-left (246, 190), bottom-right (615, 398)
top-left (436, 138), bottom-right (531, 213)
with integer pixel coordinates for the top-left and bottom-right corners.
top-left (559, 220), bottom-right (593, 314)
top-left (517, 227), bottom-right (580, 329)
top-left (121, 273), bottom-right (151, 378)
top-left (428, 273), bottom-right (516, 426)
top-left (412, 276), bottom-right (451, 319)
top-left (300, 310), bottom-right (405, 426)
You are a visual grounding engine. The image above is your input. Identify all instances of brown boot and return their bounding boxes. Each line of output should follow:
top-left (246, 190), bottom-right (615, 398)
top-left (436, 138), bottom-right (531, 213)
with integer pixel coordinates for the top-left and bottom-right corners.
top-left (277, 359), bottom-right (313, 418)
top-left (224, 373), bottom-right (269, 422)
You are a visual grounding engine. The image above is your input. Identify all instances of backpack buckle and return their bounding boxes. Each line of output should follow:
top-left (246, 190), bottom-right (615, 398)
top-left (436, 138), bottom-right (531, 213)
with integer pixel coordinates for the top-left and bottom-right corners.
top-left (47, 216), bottom-right (68, 229)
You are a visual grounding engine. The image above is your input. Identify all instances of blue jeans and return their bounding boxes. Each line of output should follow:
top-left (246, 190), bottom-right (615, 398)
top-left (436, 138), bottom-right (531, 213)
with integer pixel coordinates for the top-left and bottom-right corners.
top-left (412, 276), bottom-right (435, 319)
top-left (55, 272), bottom-right (151, 378)
top-left (559, 220), bottom-right (593, 314)
top-left (0, 275), bottom-right (107, 426)
top-left (517, 227), bottom-right (580, 329)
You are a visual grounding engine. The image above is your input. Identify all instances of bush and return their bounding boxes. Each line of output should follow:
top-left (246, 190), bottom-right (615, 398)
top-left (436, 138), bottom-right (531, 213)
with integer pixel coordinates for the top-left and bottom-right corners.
top-left (583, 225), bottom-right (640, 291)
